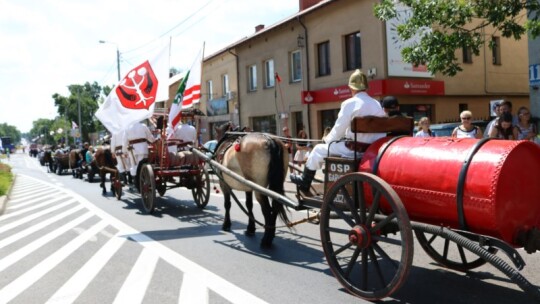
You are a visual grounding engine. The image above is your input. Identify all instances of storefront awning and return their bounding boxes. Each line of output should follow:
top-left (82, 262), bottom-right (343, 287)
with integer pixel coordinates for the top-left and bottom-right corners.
top-left (301, 79), bottom-right (445, 104)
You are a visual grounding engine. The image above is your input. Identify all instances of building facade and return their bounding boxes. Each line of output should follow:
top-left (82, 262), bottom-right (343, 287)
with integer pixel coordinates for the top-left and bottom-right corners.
top-left (199, 0), bottom-right (530, 142)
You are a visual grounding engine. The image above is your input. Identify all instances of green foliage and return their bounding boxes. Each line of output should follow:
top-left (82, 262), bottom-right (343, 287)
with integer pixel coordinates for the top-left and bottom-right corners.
top-left (374, 0), bottom-right (540, 76)
top-left (52, 81), bottom-right (102, 143)
top-left (0, 123), bottom-right (21, 144)
top-left (0, 163), bottom-right (12, 196)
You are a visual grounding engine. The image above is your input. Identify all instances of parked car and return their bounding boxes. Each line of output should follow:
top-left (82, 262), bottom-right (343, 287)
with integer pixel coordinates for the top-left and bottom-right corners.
top-left (202, 140), bottom-right (218, 173)
top-left (414, 120), bottom-right (490, 137)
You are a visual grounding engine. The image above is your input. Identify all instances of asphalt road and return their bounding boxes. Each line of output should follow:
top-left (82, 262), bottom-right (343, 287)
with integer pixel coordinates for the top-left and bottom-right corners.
top-left (1, 151), bottom-right (539, 304)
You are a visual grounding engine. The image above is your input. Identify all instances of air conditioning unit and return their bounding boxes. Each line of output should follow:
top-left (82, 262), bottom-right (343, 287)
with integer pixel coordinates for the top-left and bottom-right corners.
top-left (225, 91), bottom-right (236, 100)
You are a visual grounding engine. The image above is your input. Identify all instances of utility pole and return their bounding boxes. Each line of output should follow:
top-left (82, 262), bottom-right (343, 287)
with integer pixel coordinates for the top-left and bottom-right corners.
top-left (77, 88), bottom-right (82, 147)
top-left (116, 47), bottom-right (121, 81)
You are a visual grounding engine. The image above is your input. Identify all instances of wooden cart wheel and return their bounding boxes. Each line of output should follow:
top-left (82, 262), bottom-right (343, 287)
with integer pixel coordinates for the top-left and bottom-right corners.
top-left (113, 178), bottom-right (123, 200)
top-left (320, 172), bottom-right (413, 301)
top-left (140, 164), bottom-right (156, 214)
top-left (414, 230), bottom-right (496, 271)
top-left (192, 166), bottom-right (210, 208)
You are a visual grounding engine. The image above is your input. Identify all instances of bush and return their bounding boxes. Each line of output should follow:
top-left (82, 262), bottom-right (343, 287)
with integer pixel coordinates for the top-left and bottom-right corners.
top-left (0, 163), bottom-right (13, 196)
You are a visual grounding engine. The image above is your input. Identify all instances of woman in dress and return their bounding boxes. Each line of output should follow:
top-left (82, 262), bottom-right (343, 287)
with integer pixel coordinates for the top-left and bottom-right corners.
top-left (452, 110), bottom-right (483, 139)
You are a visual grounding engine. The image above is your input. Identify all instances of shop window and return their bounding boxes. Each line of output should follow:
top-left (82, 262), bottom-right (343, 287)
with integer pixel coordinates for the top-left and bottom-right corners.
top-left (252, 115), bottom-right (276, 133)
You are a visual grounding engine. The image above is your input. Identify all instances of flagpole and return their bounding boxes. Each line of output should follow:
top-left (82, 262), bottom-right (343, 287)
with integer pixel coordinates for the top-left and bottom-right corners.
top-left (195, 42), bottom-right (205, 146)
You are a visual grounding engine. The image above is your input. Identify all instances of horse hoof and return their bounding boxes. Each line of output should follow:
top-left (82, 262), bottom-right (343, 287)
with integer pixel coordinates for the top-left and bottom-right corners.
top-left (222, 226), bottom-right (231, 232)
top-left (260, 241), bottom-right (273, 249)
top-left (244, 230), bottom-right (256, 237)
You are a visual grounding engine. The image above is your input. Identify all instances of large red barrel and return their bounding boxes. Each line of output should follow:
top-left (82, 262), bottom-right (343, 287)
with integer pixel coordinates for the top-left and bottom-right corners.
top-left (359, 137), bottom-right (540, 247)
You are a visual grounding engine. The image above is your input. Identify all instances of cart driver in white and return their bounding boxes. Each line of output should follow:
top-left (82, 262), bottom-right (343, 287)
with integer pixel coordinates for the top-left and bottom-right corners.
top-left (167, 118), bottom-right (199, 166)
top-left (124, 121), bottom-right (155, 186)
top-left (111, 130), bottom-right (132, 185)
top-left (290, 69), bottom-right (386, 193)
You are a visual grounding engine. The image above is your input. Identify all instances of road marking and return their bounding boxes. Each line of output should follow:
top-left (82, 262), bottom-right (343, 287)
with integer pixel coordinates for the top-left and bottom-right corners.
top-left (0, 199), bottom-right (75, 230)
top-left (8, 188), bottom-right (58, 204)
top-left (0, 212), bottom-right (94, 273)
top-left (0, 220), bottom-right (109, 304)
top-left (179, 273), bottom-right (209, 304)
top-left (0, 204), bottom-right (84, 250)
top-left (8, 191), bottom-right (65, 209)
top-left (5, 174), bottom-right (269, 304)
top-left (113, 248), bottom-right (159, 304)
top-left (46, 233), bottom-right (127, 304)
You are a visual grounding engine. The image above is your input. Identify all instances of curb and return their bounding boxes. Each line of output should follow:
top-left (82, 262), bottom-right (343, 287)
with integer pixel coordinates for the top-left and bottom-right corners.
top-left (0, 173), bottom-right (16, 216)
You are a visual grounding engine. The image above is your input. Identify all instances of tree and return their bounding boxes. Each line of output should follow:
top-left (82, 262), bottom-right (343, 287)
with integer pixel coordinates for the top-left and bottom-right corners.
top-left (29, 118), bottom-right (55, 145)
top-left (52, 81), bottom-right (102, 143)
top-left (0, 123), bottom-right (21, 144)
top-left (374, 0), bottom-right (540, 76)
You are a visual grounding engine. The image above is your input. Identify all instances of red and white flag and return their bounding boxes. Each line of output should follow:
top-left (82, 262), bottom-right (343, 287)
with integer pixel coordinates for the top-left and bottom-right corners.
top-left (168, 48), bottom-right (202, 131)
top-left (96, 46), bottom-right (169, 134)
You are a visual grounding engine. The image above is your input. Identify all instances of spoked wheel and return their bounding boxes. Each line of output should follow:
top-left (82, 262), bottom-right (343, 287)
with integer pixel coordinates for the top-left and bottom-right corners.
top-left (140, 164), bottom-right (156, 214)
top-left (113, 177), bottom-right (123, 200)
top-left (192, 166), bottom-right (210, 208)
top-left (414, 229), bottom-right (496, 272)
top-left (320, 172), bottom-right (413, 301)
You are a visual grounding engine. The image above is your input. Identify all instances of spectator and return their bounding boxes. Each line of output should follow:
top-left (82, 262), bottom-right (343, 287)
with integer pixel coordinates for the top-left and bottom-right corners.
top-left (484, 101), bottom-right (502, 138)
top-left (293, 129), bottom-right (309, 167)
top-left (321, 127), bottom-right (331, 142)
top-left (513, 106), bottom-right (536, 141)
top-left (282, 126), bottom-right (292, 161)
top-left (452, 110), bottom-right (483, 139)
top-left (489, 112), bottom-right (515, 139)
top-left (381, 96), bottom-right (402, 116)
top-left (415, 117), bottom-right (435, 137)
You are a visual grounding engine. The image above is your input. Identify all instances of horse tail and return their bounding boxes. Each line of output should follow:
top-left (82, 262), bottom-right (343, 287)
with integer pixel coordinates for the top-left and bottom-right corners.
top-left (266, 137), bottom-right (290, 226)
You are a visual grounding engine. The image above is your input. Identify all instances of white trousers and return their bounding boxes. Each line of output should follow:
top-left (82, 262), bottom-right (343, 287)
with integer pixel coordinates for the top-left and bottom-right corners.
top-left (305, 141), bottom-right (359, 171)
top-left (129, 153), bottom-right (147, 176)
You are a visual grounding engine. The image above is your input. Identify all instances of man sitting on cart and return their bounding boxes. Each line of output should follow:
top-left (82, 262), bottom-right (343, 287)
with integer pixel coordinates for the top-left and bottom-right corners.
top-left (124, 120), bottom-right (156, 188)
top-left (167, 117), bottom-right (199, 167)
top-left (290, 69), bottom-right (386, 193)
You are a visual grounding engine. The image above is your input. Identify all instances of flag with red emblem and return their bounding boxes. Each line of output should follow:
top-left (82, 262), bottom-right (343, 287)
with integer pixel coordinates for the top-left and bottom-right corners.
top-left (96, 46), bottom-right (169, 134)
top-left (168, 47), bottom-right (203, 131)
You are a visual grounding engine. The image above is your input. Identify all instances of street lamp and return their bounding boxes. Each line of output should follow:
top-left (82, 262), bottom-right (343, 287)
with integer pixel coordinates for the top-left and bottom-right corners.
top-left (99, 40), bottom-right (121, 81)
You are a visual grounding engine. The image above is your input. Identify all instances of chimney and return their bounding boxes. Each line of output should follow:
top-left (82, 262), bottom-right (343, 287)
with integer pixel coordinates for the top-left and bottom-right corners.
top-left (255, 24), bottom-right (265, 32)
top-left (299, 0), bottom-right (323, 11)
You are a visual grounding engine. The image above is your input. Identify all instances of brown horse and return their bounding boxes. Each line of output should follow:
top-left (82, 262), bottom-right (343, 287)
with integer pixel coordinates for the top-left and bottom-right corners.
top-left (93, 146), bottom-right (119, 195)
top-left (214, 122), bottom-right (290, 248)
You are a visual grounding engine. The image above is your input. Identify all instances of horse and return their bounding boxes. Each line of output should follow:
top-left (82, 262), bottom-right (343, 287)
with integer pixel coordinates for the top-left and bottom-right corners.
top-left (92, 146), bottom-right (119, 195)
top-left (214, 122), bottom-right (290, 248)
top-left (41, 150), bottom-right (54, 172)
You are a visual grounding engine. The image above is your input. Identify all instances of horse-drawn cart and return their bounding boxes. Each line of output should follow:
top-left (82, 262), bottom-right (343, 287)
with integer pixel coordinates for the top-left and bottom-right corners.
top-left (137, 109), bottom-right (211, 214)
top-left (191, 116), bottom-right (540, 301)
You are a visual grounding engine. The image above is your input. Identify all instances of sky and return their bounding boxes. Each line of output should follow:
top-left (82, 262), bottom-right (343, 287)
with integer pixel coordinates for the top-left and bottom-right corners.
top-left (0, 0), bottom-right (299, 133)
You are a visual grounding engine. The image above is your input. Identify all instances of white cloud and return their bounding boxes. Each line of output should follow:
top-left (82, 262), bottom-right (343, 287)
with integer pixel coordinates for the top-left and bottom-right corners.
top-left (0, 0), bottom-right (298, 133)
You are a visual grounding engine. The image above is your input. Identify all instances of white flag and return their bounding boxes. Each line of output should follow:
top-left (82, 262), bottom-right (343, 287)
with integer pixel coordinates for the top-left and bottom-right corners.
top-left (168, 48), bottom-right (202, 131)
top-left (96, 46), bottom-right (169, 134)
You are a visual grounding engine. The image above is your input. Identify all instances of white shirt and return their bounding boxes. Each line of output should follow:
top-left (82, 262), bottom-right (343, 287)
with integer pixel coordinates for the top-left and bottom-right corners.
top-left (168, 124), bottom-right (197, 153)
top-left (110, 131), bottom-right (126, 153)
top-left (324, 91), bottom-right (386, 144)
top-left (124, 122), bottom-right (155, 156)
top-left (415, 130), bottom-right (433, 138)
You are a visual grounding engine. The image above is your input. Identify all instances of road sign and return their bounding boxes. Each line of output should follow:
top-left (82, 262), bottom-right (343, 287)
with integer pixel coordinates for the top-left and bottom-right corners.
top-left (530, 63), bottom-right (540, 86)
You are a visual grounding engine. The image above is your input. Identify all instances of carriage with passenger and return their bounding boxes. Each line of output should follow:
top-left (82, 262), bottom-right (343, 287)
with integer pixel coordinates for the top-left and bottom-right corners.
top-left (136, 108), bottom-right (211, 214)
top-left (191, 115), bottom-right (540, 301)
